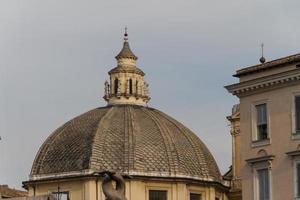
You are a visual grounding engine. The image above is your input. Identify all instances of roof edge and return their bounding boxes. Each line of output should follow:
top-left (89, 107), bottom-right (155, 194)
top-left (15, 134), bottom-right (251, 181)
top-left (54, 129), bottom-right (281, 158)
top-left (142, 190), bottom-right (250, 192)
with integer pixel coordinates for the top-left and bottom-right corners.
top-left (234, 53), bottom-right (300, 77)
top-left (24, 170), bottom-right (227, 187)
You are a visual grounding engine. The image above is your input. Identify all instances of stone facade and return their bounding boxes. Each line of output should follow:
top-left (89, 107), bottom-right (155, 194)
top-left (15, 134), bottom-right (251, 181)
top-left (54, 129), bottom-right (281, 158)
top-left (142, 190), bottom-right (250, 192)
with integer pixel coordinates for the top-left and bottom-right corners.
top-left (225, 105), bottom-right (242, 200)
top-left (226, 53), bottom-right (300, 200)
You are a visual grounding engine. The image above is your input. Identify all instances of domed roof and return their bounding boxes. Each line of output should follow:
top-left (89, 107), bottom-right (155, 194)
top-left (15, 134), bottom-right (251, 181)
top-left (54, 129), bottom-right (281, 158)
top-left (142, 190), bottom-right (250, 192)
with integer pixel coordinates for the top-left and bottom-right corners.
top-left (31, 105), bottom-right (221, 183)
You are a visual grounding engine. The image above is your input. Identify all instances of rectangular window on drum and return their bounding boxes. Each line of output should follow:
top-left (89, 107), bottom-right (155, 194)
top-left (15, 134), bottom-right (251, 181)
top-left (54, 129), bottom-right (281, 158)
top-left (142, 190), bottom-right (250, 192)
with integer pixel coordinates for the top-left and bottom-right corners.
top-left (257, 168), bottom-right (270, 200)
top-left (295, 96), bottom-right (300, 133)
top-left (256, 104), bottom-right (268, 140)
top-left (149, 190), bottom-right (167, 200)
top-left (190, 193), bottom-right (201, 200)
top-left (52, 192), bottom-right (69, 200)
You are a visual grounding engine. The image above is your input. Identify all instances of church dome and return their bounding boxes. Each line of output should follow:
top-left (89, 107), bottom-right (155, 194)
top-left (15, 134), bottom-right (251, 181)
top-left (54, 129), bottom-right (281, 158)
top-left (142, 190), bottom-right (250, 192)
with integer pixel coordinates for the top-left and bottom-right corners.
top-left (30, 105), bottom-right (222, 183)
top-left (29, 30), bottom-right (223, 189)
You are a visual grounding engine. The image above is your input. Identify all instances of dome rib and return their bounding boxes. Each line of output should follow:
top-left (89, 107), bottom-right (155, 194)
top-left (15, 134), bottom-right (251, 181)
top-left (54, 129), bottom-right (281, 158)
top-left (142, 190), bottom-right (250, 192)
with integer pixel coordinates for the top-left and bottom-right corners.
top-left (122, 106), bottom-right (135, 173)
top-left (156, 110), bottom-right (221, 180)
top-left (153, 110), bottom-right (204, 173)
top-left (131, 106), bottom-right (170, 174)
top-left (90, 106), bottom-right (124, 171)
top-left (140, 107), bottom-right (178, 175)
top-left (89, 107), bottom-right (112, 170)
top-left (156, 110), bottom-right (208, 176)
top-left (127, 106), bottom-right (136, 171)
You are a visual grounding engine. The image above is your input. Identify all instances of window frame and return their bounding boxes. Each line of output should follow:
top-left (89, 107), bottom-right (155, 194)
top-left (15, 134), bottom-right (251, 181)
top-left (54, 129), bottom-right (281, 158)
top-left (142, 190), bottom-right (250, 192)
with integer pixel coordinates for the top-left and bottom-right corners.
top-left (189, 192), bottom-right (202, 200)
top-left (294, 157), bottom-right (300, 199)
top-left (292, 92), bottom-right (300, 139)
top-left (52, 191), bottom-right (69, 200)
top-left (256, 168), bottom-right (270, 200)
top-left (256, 104), bottom-right (268, 140)
top-left (251, 100), bottom-right (271, 147)
top-left (252, 163), bottom-right (272, 200)
top-left (188, 187), bottom-right (206, 200)
top-left (146, 185), bottom-right (170, 200)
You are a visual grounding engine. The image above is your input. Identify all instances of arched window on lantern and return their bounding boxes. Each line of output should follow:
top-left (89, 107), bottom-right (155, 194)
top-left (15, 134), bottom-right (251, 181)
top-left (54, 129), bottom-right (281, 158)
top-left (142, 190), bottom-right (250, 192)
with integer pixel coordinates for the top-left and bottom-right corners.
top-left (114, 78), bottom-right (119, 94)
top-left (129, 79), bottom-right (133, 95)
top-left (136, 80), bottom-right (139, 95)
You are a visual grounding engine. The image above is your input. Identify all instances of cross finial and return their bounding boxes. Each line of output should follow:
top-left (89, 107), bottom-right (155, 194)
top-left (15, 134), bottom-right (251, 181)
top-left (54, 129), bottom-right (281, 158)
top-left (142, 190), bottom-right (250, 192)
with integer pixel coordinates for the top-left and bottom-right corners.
top-left (124, 27), bottom-right (128, 41)
top-left (259, 43), bottom-right (266, 64)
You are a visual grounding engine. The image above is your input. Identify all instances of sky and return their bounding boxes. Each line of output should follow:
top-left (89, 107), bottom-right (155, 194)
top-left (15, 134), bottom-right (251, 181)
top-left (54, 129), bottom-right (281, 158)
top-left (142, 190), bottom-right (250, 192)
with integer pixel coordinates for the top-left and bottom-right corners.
top-left (0, 0), bottom-right (300, 190)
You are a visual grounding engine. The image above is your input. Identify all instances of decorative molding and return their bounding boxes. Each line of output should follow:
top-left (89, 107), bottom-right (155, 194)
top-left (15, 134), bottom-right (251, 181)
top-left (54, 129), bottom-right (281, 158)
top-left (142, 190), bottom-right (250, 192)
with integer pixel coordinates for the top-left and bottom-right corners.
top-left (109, 66), bottom-right (145, 76)
top-left (251, 139), bottom-right (271, 148)
top-left (225, 68), bottom-right (300, 97)
top-left (233, 53), bottom-right (300, 77)
top-left (286, 150), bottom-right (300, 157)
top-left (246, 155), bottom-right (275, 165)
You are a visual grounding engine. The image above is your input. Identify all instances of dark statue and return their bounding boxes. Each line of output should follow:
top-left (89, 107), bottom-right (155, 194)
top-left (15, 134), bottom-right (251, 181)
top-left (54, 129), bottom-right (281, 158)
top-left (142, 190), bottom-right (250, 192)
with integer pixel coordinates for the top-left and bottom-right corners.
top-left (102, 172), bottom-right (127, 200)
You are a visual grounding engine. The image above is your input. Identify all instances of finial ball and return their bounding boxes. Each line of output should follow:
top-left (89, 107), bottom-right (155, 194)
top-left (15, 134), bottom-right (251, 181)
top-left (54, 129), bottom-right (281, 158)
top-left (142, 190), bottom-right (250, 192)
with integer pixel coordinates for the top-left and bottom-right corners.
top-left (260, 56), bottom-right (266, 64)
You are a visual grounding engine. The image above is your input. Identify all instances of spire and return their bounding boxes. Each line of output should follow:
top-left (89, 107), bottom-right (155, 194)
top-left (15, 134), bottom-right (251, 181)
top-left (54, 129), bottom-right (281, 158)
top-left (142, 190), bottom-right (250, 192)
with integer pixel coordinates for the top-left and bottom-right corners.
top-left (115, 28), bottom-right (138, 60)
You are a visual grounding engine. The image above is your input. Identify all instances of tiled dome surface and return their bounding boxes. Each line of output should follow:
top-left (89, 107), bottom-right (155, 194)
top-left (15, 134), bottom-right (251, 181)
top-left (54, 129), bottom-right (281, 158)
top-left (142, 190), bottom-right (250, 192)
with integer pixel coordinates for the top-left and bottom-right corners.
top-left (31, 105), bottom-right (221, 182)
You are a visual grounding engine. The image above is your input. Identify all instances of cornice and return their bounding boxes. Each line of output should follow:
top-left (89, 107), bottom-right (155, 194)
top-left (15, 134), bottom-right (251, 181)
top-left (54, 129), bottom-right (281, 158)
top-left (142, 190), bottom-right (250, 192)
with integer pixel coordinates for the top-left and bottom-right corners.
top-left (24, 170), bottom-right (229, 191)
top-left (245, 155), bottom-right (275, 165)
top-left (108, 66), bottom-right (145, 76)
top-left (234, 53), bottom-right (300, 77)
top-left (225, 68), bottom-right (300, 97)
top-left (286, 150), bottom-right (300, 157)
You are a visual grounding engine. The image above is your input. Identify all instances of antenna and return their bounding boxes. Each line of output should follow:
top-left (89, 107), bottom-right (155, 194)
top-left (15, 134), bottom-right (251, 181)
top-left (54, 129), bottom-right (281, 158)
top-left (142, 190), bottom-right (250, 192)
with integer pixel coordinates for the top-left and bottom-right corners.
top-left (259, 43), bottom-right (266, 64)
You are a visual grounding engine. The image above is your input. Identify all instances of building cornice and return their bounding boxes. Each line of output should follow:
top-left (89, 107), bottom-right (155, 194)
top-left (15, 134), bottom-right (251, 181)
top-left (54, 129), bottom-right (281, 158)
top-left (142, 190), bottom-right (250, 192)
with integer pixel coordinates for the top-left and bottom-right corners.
top-left (286, 150), bottom-right (300, 157)
top-left (233, 53), bottom-right (300, 77)
top-left (225, 68), bottom-right (300, 97)
top-left (24, 170), bottom-right (229, 191)
top-left (245, 155), bottom-right (275, 165)
top-left (108, 66), bottom-right (145, 76)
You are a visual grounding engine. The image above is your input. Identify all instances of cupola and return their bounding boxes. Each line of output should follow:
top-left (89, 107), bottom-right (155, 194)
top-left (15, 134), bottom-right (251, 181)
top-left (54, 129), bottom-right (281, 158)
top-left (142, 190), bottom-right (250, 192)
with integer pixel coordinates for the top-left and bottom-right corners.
top-left (103, 29), bottom-right (150, 106)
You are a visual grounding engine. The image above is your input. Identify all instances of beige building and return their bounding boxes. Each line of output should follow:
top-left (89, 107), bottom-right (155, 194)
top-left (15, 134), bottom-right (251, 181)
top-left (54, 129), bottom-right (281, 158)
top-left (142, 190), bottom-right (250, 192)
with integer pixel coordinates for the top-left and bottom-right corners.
top-left (224, 105), bottom-right (242, 200)
top-left (226, 53), bottom-right (300, 200)
top-left (23, 32), bottom-right (230, 200)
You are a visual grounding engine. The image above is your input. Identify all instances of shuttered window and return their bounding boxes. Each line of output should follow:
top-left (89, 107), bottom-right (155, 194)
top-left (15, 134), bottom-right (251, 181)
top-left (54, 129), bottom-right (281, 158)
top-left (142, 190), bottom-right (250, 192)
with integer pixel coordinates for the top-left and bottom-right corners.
top-left (190, 193), bottom-right (201, 200)
top-left (257, 169), bottom-right (270, 200)
top-left (295, 96), bottom-right (300, 133)
top-left (256, 104), bottom-right (268, 140)
top-left (149, 190), bottom-right (167, 200)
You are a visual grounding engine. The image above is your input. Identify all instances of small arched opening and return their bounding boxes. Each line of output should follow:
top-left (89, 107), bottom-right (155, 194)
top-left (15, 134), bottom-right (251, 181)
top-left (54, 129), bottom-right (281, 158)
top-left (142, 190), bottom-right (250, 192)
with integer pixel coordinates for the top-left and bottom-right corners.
top-left (129, 79), bottom-right (133, 95)
top-left (114, 78), bottom-right (119, 94)
top-left (136, 80), bottom-right (139, 94)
